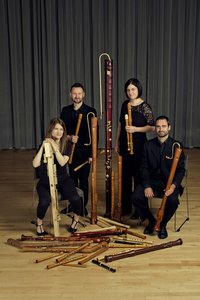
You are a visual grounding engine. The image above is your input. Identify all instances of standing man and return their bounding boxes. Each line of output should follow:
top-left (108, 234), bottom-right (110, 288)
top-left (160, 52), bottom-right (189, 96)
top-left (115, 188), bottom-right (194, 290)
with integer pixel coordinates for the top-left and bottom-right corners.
top-left (131, 116), bottom-right (185, 239)
top-left (60, 83), bottom-right (97, 216)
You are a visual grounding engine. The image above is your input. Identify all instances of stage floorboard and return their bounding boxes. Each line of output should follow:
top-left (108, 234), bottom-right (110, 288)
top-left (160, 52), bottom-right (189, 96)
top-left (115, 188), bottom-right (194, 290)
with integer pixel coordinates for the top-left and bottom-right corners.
top-left (0, 148), bottom-right (200, 300)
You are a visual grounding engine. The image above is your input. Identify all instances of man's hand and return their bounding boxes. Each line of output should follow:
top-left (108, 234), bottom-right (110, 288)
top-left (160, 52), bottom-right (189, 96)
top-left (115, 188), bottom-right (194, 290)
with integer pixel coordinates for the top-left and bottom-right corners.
top-left (144, 187), bottom-right (154, 200)
top-left (71, 135), bottom-right (78, 143)
top-left (165, 184), bottom-right (176, 197)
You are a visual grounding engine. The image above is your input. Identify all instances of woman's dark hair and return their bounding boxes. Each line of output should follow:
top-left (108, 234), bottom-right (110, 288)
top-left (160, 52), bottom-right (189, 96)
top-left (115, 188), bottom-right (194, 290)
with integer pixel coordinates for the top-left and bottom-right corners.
top-left (45, 118), bottom-right (67, 153)
top-left (124, 78), bottom-right (142, 99)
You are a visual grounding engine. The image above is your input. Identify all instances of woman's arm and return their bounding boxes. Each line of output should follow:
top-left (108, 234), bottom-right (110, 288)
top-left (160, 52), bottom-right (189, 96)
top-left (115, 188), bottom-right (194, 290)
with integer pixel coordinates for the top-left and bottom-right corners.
top-left (126, 124), bottom-right (155, 134)
top-left (32, 143), bottom-right (44, 168)
top-left (45, 138), bottom-right (69, 167)
top-left (54, 150), bottom-right (69, 166)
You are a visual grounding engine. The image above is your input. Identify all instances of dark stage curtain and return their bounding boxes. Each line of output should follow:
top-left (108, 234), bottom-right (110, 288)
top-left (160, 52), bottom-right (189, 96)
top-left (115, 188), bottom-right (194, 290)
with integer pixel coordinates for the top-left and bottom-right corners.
top-left (0, 0), bottom-right (199, 149)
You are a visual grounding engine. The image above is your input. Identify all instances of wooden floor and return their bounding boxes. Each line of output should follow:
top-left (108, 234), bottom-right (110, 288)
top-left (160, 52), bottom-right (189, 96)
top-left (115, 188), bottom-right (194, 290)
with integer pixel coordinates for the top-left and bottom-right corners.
top-left (0, 148), bottom-right (200, 300)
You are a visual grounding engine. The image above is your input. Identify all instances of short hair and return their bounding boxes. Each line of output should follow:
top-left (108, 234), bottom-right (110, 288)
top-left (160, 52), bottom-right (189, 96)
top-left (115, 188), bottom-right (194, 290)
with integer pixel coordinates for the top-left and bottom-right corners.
top-left (124, 78), bottom-right (143, 98)
top-left (155, 115), bottom-right (170, 126)
top-left (70, 82), bottom-right (85, 92)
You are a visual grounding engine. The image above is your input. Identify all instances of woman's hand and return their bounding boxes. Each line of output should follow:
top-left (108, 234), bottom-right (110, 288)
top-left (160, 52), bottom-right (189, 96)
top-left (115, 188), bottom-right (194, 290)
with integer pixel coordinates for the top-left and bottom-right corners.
top-left (44, 138), bottom-right (58, 152)
top-left (125, 125), bottom-right (137, 133)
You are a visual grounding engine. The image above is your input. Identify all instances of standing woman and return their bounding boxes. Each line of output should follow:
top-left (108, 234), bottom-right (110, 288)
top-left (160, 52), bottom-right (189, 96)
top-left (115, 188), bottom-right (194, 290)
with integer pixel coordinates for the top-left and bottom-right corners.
top-left (115, 78), bottom-right (155, 216)
top-left (32, 118), bottom-right (82, 236)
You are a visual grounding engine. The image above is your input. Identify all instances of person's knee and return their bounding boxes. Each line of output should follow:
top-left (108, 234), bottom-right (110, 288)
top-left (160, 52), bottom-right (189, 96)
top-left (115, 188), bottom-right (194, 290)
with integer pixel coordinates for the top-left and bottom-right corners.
top-left (131, 185), bottom-right (144, 204)
top-left (39, 198), bottom-right (50, 207)
top-left (167, 196), bottom-right (179, 209)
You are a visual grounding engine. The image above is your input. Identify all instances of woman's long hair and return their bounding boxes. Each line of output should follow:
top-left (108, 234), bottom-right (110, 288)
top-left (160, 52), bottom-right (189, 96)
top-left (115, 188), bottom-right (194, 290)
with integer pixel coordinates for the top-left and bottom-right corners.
top-left (45, 118), bottom-right (67, 154)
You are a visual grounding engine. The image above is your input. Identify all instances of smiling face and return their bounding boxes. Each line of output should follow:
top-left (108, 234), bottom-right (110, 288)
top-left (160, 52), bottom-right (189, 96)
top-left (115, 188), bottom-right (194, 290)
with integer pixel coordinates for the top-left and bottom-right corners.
top-left (51, 123), bottom-right (64, 141)
top-left (70, 87), bottom-right (85, 104)
top-left (126, 84), bottom-right (139, 100)
top-left (155, 119), bottom-right (171, 139)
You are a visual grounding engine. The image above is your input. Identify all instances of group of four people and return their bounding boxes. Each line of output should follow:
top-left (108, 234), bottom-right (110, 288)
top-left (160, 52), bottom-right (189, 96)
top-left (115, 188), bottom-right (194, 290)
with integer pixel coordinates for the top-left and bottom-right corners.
top-left (33, 80), bottom-right (185, 239)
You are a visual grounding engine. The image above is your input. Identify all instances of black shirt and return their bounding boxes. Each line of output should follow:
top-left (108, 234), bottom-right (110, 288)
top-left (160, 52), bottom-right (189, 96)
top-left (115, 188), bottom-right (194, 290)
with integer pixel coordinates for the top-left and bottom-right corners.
top-left (60, 102), bottom-right (97, 166)
top-left (119, 100), bottom-right (154, 156)
top-left (140, 136), bottom-right (185, 190)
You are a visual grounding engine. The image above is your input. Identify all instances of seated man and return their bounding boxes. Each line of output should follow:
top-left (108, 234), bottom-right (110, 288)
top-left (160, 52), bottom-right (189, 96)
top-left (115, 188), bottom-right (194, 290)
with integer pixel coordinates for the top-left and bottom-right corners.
top-left (131, 115), bottom-right (185, 239)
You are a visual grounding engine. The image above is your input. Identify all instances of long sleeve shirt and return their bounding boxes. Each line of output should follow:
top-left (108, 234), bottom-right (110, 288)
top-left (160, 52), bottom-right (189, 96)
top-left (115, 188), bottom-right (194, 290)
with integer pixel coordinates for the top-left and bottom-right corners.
top-left (140, 136), bottom-right (185, 190)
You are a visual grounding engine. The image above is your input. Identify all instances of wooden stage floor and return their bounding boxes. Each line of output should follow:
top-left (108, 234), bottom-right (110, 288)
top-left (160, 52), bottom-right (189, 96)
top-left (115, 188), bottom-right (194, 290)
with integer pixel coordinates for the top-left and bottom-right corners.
top-left (0, 148), bottom-right (200, 300)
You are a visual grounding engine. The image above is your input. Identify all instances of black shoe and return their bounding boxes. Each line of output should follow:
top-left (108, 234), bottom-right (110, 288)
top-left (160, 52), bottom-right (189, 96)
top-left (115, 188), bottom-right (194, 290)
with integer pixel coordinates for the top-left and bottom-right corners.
top-left (67, 216), bottom-right (79, 234)
top-left (143, 219), bottom-right (156, 235)
top-left (158, 227), bottom-right (168, 239)
top-left (36, 224), bottom-right (49, 236)
top-left (130, 211), bottom-right (139, 219)
top-left (31, 221), bottom-right (48, 236)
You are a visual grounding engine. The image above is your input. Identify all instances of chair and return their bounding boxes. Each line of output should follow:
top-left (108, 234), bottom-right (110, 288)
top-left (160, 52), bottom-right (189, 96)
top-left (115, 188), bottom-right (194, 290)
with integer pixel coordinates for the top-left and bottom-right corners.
top-left (32, 165), bottom-right (87, 232)
top-left (59, 165), bottom-right (86, 226)
top-left (59, 186), bottom-right (86, 227)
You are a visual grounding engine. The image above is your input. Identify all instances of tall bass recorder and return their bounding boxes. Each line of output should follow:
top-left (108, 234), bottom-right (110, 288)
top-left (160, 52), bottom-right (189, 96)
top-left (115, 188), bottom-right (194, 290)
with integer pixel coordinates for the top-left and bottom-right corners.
top-left (99, 53), bottom-right (122, 221)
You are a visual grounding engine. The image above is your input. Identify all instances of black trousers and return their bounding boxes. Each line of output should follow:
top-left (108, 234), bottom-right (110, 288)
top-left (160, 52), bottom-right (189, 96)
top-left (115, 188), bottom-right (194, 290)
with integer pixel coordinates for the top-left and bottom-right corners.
top-left (36, 177), bottom-right (81, 220)
top-left (69, 163), bottom-right (90, 208)
top-left (121, 152), bottom-right (141, 214)
top-left (131, 183), bottom-right (179, 227)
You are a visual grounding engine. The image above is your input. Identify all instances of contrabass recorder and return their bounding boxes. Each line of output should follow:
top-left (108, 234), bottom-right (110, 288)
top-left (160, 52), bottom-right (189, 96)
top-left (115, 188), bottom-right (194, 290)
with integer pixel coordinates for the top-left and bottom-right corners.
top-left (99, 53), bottom-right (113, 218)
top-left (91, 115), bottom-right (98, 224)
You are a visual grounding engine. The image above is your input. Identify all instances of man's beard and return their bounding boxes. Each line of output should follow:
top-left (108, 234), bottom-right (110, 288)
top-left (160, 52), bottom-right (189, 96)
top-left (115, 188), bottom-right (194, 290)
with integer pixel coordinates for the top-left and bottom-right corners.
top-left (157, 131), bottom-right (169, 138)
top-left (73, 99), bottom-right (82, 104)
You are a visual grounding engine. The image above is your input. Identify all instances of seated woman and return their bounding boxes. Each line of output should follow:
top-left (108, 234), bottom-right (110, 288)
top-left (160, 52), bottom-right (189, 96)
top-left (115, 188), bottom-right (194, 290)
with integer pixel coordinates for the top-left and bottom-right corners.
top-left (32, 117), bottom-right (82, 236)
